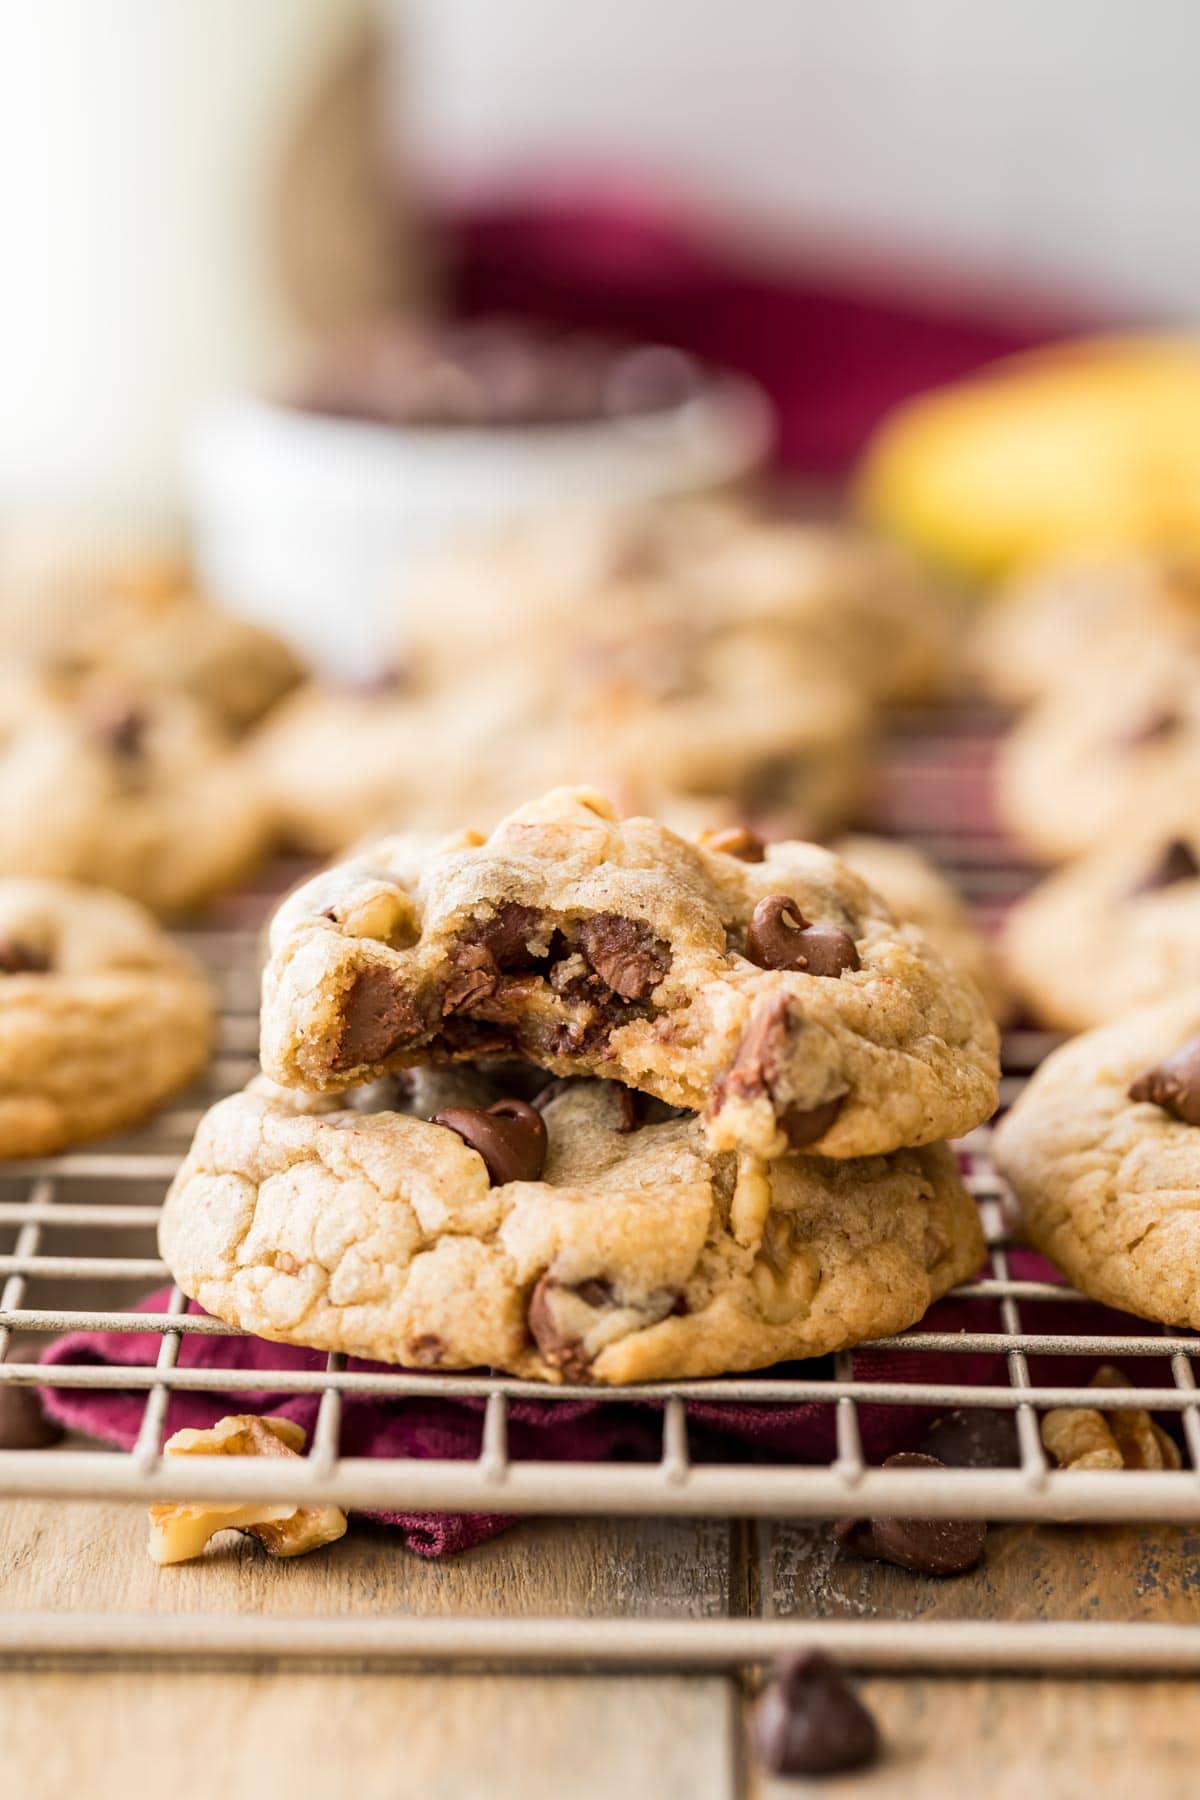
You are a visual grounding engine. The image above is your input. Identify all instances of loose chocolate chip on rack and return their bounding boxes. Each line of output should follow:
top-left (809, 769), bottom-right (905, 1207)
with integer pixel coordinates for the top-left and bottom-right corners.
top-left (0, 937), bottom-right (50, 976)
top-left (577, 913), bottom-right (669, 1001)
top-left (698, 824), bottom-right (767, 862)
top-left (753, 1651), bottom-right (881, 1778)
top-left (1128, 1033), bottom-right (1200, 1125)
top-left (0, 1386), bottom-right (64, 1449)
top-left (1132, 837), bottom-right (1200, 895)
top-left (432, 1097), bottom-right (548, 1185)
top-left (745, 895), bottom-right (860, 976)
top-left (834, 1452), bottom-right (987, 1576)
top-left (920, 1407), bottom-right (1020, 1469)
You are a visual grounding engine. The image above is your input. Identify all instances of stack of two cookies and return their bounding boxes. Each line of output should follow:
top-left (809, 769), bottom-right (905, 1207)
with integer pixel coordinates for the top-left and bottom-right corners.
top-left (160, 791), bottom-right (1000, 1384)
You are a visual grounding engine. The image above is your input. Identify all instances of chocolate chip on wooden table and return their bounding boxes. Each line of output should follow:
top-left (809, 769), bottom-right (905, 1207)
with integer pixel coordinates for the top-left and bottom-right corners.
top-left (1128, 1032), bottom-right (1200, 1125)
top-left (432, 1097), bottom-right (548, 1185)
top-left (0, 1386), bottom-right (64, 1449)
top-left (753, 1650), bottom-right (881, 1778)
top-left (833, 1452), bottom-right (987, 1576)
top-left (0, 937), bottom-right (50, 975)
top-left (1132, 837), bottom-right (1200, 896)
top-left (744, 895), bottom-right (860, 976)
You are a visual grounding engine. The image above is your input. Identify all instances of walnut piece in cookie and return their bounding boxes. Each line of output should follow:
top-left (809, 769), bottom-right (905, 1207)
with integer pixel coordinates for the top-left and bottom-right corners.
top-left (147, 1415), bottom-right (347, 1565)
top-left (0, 877), bottom-right (214, 1156)
top-left (260, 789), bottom-right (999, 1162)
top-left (159, 1071), bottom-right (985, 1385)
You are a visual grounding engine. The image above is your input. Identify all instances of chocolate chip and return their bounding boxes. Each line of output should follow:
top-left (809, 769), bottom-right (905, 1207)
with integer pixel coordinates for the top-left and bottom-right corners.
top-left (1120, 707), bottom-right (1184, 749)
top-left (1132, 837), bottom-right (1200, 895)
top-left (834, 1452), bottom-right (987, 1576)
top-left (717, 996), bottom-right (846, 1149)
top-left (468, 903), bottom-right (542, 972)
top-left (441, 943), bottom-right (498, 1014)
top-left (432, 1097), bottom-right (548, 1185)
top-left (334, 965), bottom-right (425, 1070)
top-left (0, 937), bottom-right (50, 976)
top-left (1129, 1033), bottom-right (1200, 1125)
top-left (93, 705), bottom-right (147, 758)
top-left (753, 1651), bottom-right (880, 1778)
top-left (527, 1274), bottom-right (605, 1379)
top-left (406, 1332), bottom-right (445, 1366)
top-left (0, 1386), bottom-right (64, 1449)
top-left (577, 914), bottom-right (669, 1001)
top-left (699, 825), bottom-right (767, 862)
top-left (779, 1095), bottom-right (845, 1149)
top-left (920, 1408), bottom-right (1019, 1469)
top-left (744, 895), bottom-right (859, 976)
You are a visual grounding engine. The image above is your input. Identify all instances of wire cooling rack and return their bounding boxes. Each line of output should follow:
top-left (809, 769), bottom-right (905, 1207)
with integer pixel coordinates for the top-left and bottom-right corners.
top-left (4, 713), bottom-right (1200, 1673)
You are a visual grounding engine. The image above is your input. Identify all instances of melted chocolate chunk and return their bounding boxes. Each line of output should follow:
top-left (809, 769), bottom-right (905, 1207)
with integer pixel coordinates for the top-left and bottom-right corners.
top-left (0, 937), bottom-right (50, 976)
top-left (744, 895), bottom-right (859, 977)
top-left (527, 1274), bottom-right (601, 1380)
top-left (1132, 837), bottom-right (1200, 896)
top-left (432, 1097), bottom-right (548, 1185)
top-left (834, 1452), bottom-right (987, 1576)
top-left (717, 997), bottom-right (847, 1148)
top-left (1129, 1033), bottom-right (1200, 1125)
top-left (406, 1332), bottom-right (445, 1366)
top-left (441, 943), bottom-right (498, 1014)
top-left (334, 966), bottom-right (425, 1070)
top-left (753, 1652), bottom-right (881, 1778)
top-left (577, 913), bottom-right (669, 1001)
top-left (779, 1095), bottom-right (845, 1149)
top-left (467, 903), bottom-right (542, 971)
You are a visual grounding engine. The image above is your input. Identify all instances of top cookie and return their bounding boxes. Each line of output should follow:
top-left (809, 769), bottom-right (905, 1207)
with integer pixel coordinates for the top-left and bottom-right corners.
top-left (261, 789), bottom-right (999, 1160)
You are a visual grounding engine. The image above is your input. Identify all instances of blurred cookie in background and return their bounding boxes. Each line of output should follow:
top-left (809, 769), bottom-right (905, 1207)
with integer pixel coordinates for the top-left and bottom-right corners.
top-left (0, 542), bottom-right (304, 734)
top-left (1005, 828), bottom-right (1200, 1032)
top-left (404, 497), bottom-right (959, 709)
top-left (994, 644), bottom-right (1200, 863)
top-left (0, 675), bottom-right (270, 914)
top-left (251, 630), bottom-right (873, 855)
top-left (968, 551), bottom-right (1200, 711)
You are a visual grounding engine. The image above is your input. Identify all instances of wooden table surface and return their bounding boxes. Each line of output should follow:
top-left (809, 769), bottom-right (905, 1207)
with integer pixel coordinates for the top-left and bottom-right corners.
top-left (3, 1497), bottom-right (1199, 1799)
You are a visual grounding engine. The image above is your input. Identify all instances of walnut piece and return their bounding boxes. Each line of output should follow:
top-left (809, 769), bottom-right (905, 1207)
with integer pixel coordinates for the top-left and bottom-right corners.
top-left (1041, 1366), bottom-right (1182, 1473)
top-left (147, 1413), bottom-right (348, 1566)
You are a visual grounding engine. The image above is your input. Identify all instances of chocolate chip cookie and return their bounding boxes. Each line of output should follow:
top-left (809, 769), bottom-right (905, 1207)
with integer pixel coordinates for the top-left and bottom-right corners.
top-left (0, 545), bottom-right (303, 733)
top-left (261, 789), bottom-right (999, 1160)
top-left (0, 877), bottom-right (213, 1155)
top-left (0, 676), bottom-right (269, 913)
top-left (409, 498), bottom-right (956, 708)
top-left (253, 635), bottom-right (872, 856)
top-left (996, 995), bottom-right (1200, 1324)
top-left (970, 552), bottom-right (1200, 711)
top-left (1005, 829), bottom-right (1200, 1030)
top-left (159, 1070), bottom-right (984, 1383)
top-left (995, 644), bottom-right (1200, 862)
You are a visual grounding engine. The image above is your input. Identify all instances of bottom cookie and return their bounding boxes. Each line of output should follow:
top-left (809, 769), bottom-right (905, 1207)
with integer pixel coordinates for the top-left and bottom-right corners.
top-left (160, 1066), bottom-right (984, 1384)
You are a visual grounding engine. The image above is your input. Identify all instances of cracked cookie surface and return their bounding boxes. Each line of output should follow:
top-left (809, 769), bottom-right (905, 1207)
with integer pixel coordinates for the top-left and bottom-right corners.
top-left (0, 877), bottom-right (214, 1155)
top-left (160, 1069), bottom-right (984, 1383)
top-left (261, 789), bottom-right (999, 1160)
top-left (995, 995), bottom-right (1200, 1324)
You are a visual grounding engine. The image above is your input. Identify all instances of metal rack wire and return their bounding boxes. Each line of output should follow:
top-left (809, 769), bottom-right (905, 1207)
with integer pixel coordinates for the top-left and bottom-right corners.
top-left (3, 716), bottom-right (1200, 1671)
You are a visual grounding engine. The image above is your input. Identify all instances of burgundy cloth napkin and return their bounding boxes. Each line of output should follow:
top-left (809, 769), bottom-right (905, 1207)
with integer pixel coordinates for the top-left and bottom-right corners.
top-left (39, 1257), bottom-right (1173, 1558)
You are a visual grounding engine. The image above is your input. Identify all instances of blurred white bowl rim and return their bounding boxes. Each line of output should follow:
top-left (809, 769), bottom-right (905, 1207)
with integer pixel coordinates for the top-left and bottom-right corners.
top-left (187, 373), bottom-right (773, 682)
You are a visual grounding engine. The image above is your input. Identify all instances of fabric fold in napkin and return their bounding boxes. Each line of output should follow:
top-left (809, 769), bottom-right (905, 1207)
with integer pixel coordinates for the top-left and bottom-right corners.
top-left (39, 1261), bottom-right (1171, 1557)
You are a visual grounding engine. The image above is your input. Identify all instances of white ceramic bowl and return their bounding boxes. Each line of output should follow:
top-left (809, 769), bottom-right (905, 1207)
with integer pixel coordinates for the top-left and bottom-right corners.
top-left (186, 373), bottom-right (773, 681)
